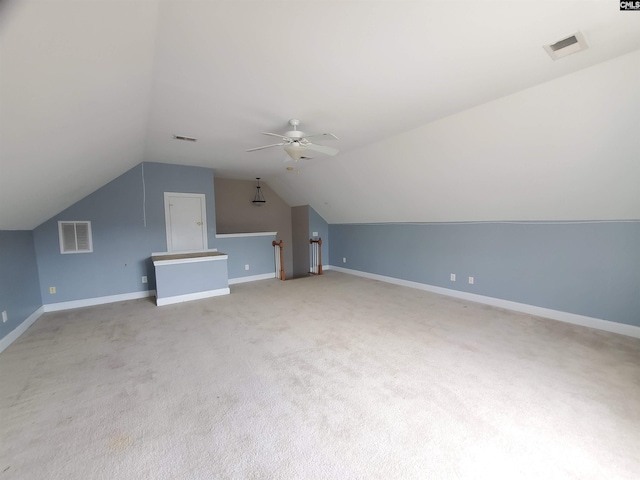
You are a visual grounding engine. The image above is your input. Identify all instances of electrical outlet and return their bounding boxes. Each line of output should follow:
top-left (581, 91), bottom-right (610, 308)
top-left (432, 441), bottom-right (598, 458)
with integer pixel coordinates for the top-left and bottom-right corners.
top-left (468, 276), bottom-right (474, 285)
top-left (450, 273), bottom-right (456, 281)
top-left (244, 264), bottom-right (250, 271)
top-left (49, 286), bottom-right (56, 294)
top-left (342, 257), bottom-right (347, 263)
top-left (312, 231), bottom-right (318, 237)
top-left (2, 311), bottom-right (7, 323)
top-left (141, 276), bottom-right (148, 284)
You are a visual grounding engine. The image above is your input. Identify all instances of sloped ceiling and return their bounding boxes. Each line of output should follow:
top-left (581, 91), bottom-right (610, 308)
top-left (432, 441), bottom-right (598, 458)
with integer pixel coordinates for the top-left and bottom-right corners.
top-left (1, 1), bottom-right (639, 229)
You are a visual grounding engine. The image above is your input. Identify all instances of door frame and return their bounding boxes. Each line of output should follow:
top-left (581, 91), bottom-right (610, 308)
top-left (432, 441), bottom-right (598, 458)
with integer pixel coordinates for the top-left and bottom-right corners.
top-left (164, 192), bottom-right (208, 252)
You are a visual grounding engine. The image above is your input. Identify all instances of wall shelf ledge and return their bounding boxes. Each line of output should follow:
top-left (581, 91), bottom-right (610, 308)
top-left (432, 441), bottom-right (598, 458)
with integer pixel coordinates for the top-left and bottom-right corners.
top-left (215, 232), bottom-right (277, 239)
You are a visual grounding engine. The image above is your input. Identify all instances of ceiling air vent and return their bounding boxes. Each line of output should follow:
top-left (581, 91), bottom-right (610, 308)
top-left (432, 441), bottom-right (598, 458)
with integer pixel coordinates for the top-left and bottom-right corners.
top-left (544, 32), bottom-right (588, 60)
top-left (173, 135), bottom-right (197, 142)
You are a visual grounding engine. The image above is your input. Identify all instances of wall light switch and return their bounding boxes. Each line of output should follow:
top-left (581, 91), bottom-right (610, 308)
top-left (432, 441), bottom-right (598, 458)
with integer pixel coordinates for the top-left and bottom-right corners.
top-left (468, 276), bottom-right (474, 285)
top-left (141, 276), bottom-right (148, 284)
top-left (312, 232), bottom-right (318, 237)
top-left (2, 311), bottom-right (7, 323)
top-left (49, 286), bottom-right (56, 294)
top-left (450, 273), bottom-right (456, 281)
top-left (244, 264), bottom-right (250, 271)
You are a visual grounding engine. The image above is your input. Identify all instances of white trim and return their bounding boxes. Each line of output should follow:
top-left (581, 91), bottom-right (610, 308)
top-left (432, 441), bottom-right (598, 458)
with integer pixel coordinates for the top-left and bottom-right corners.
top-left (44, 290), bottom-right (155, 312)
top-left (152, 248), bottom-right (218, 256)
top-left (156, 288), bottom-right (230, 306)
top-left (215, 232), bottom-right (277, 239)
top-left (164, 192), bottom-right (208, 252)
top-left (153, 254), bottom-right (228, 267)
top-left (329, 266), bottom-right (640, 339)
top-left (0, 306), bottom-right (45, 354)
top-left (322, 264), bottom-right (332, 271)
top-left (333, 220), bottom-right (640, 226)
top-left (228, 272), bottom-right (276, 285)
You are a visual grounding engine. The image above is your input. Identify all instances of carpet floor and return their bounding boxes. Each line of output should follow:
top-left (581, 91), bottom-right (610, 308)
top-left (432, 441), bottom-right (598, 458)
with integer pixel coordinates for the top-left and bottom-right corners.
top-left (1, 271), bottom-right (639, 479)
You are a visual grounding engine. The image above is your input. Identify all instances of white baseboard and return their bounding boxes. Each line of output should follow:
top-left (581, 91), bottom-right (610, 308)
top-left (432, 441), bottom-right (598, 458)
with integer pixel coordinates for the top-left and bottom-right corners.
top-left (0, 306), bottom-right (45, 354)
top-left (329, 266), bottom-right (640, 339)
top-left (44, 290), bottom-right (156, 312)
top-left (228, 272), bottom-right (276, 285)
top-left (322, 265), bottom-right (332, 271)
top-left (156, 287), bottom-right (230, 306)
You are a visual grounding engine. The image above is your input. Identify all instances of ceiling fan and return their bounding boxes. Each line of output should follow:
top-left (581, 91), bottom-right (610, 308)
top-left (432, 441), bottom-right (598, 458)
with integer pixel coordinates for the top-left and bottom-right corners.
top-left (247, 119), bottom-right (339, 161)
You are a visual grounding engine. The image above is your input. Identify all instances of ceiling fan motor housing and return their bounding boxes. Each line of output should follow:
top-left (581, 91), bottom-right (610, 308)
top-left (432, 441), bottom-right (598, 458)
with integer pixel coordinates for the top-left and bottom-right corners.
top-left (285, 130), bottom-right (305, 139)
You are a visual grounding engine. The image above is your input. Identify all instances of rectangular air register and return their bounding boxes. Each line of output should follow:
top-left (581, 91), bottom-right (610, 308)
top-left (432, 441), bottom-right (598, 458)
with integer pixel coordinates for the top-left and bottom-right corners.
top-left (58, 221), bottom-right (93, 254)
top-left (173, 135), bottom-right (197, 142)
top-left (544, 32), bottom-right (588, 60)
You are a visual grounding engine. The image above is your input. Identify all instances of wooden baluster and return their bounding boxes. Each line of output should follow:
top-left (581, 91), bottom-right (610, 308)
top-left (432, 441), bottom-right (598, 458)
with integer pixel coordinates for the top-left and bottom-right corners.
top-left (272, 240), bottom-right (279, 279)
top-left (309, 238), bottom-right (323, 275)
top-left (272, 240), bottom-right (285, 281)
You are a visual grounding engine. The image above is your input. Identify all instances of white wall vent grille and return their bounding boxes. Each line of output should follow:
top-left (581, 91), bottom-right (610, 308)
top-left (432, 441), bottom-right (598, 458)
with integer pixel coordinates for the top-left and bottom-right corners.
top-left (58, 221), bottom-right (93, 254)
top-left (544, 32), bottom-right (588, 60)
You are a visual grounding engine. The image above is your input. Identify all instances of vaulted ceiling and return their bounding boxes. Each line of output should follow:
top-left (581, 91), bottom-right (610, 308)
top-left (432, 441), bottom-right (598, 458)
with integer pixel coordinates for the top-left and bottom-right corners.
top-left (1, 1), bottom-right (639, 229)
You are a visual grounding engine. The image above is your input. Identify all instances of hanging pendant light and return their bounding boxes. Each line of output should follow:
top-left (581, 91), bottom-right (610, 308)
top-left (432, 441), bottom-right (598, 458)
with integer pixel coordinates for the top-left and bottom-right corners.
top-left (252, 177), bottom-right (266, 206)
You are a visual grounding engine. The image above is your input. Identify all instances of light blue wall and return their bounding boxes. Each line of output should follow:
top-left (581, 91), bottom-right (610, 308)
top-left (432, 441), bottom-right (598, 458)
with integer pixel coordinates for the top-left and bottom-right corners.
top-left (309, 206), bottom-right (329, 265)
top-left (215, 236), bottom-right (277, 279)
top-left (32, 162), bottom-right (274, 305)
top-left (329, 222), bottom-right (640, 327)
top-left (0, 231), bottom-right (42, 341)
top-left (155, 259), bottom-right (229, 299)
top-left (33, 162), bottom-right (217, 303)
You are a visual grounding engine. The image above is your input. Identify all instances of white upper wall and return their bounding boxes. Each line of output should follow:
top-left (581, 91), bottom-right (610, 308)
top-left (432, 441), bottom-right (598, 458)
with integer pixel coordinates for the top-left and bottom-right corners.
top-left (0, 1), bottom-right (158, 229)
top-left (271, 50), bottom-right (640, 223)
top-left (1, 1), bottom-right (639, 229)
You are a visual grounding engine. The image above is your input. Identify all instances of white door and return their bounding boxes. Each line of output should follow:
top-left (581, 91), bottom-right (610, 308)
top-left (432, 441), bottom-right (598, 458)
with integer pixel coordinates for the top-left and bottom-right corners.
top-left (164, 193), bottom-right (207, 252)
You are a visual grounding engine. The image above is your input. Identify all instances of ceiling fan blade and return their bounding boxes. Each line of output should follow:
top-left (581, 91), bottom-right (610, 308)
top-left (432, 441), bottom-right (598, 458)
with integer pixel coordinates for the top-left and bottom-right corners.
top-left (303, 133), bottom-right (339, 140)
top-left (261, 132), bottom-right (291, 140)
top-left (304, 143), bottom-right (339, 156)
top-left (246, 143), bottom-right (285, 152)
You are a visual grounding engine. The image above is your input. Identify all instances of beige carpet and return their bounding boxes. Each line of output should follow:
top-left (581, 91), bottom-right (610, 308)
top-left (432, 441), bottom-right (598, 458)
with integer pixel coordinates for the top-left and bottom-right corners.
top-left (1, 271), bottom-right (639, 479)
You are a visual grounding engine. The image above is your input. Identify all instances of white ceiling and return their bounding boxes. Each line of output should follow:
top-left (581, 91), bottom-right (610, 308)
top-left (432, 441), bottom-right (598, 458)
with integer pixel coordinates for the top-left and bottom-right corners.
top-left (1, 1), bottom-right (639, 229)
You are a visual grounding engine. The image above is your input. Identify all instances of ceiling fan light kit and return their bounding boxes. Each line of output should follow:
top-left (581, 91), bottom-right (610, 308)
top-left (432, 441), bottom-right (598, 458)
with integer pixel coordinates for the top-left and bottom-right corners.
top-left (247, 119), bottom-right (339, 161)
top-left (283, 143), bottom-right (306, 160)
